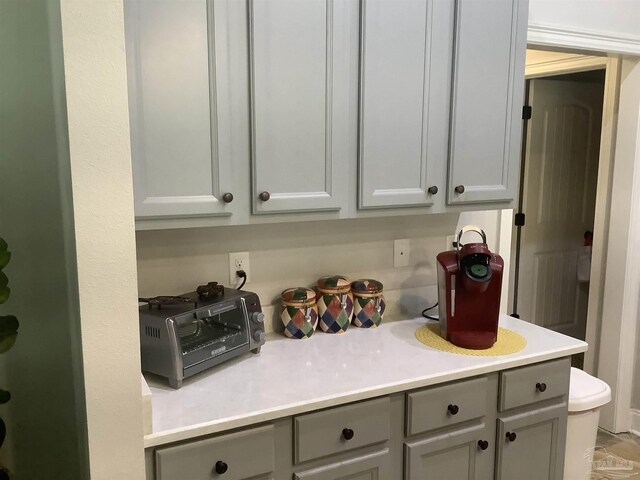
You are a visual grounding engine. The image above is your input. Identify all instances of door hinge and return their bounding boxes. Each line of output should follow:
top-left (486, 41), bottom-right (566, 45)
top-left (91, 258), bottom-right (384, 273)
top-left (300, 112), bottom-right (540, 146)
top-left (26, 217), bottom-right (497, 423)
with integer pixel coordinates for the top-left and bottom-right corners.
top-left (515, 213), bottom-right (525, 227)
top-left (522, 105), bottom-right (532, 120)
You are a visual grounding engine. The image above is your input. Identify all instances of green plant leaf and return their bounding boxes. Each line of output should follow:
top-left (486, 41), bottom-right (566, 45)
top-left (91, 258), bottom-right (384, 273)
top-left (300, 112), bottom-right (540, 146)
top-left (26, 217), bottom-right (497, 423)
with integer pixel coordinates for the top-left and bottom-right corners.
top-left (0, 251), bottom-right (10, 271)
top-left (0, 390), bottom-right (10, 404)
top-left (0, 287), bottom-right (9, 305)
top-left (0, 333), bottom-right (17, 354)
top-left (0, 316), bottom-right (18, 335)
top-left (0, 238), bottom-right (6, 252)
top-left (0, 272), bottom-right (6, 288)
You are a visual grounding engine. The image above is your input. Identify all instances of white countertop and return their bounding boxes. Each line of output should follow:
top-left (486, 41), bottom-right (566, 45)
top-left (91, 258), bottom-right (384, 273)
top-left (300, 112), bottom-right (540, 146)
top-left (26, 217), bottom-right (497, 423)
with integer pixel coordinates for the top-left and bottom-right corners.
top-left (144, 315), bottom-right (587, 448)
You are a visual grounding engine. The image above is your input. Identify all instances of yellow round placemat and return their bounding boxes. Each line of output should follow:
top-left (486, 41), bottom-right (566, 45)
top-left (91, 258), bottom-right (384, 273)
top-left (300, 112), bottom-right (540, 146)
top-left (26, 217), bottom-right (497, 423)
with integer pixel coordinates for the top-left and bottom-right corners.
top-left (415, 323), bottom-right (527, 356)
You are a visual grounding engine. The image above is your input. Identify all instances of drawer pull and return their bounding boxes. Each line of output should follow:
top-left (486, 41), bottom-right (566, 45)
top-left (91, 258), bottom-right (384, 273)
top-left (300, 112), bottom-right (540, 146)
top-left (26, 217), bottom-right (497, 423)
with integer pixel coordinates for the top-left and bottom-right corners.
top-left (259, 191), bottom-right (271, 202)
top-left (428, 185), bottom-right (439, 195)
top-left (536, 382), bottom-right (547, 392)
top-left (477, 440), bottom-right (489, 450)
top-left (454, 185), bottom-right (465, 194)
top-left (214, 460), bottom-right (228, 474)
top-left (506, 431), bottom-right (517, 442)
top-left (222, 192), bottom-right (233, 203)
top-left (447, 404), bottom-right (459, 415)
top-left (341, 428), bottom-right (354, 440)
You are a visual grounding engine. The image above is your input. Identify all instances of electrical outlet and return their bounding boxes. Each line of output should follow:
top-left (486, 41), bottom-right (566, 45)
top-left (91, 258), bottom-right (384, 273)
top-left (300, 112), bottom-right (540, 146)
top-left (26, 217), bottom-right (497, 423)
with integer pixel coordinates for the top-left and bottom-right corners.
top-left (393, 239), bottom-right (410, 267)
top-left (229, 252), bottom-right (250, 286)
top-left (446, 235), bottom-right (456, 250)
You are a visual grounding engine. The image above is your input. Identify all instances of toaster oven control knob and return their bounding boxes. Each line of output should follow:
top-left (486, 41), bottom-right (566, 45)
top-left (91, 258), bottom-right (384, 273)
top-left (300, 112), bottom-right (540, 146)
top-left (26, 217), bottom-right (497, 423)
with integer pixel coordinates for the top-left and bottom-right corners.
top-left (254, 331), bottom-right (265, 344)
top-left (251, 312), bottom-right (265, 324)
top-left (214, 460), bottom-right (228, 474)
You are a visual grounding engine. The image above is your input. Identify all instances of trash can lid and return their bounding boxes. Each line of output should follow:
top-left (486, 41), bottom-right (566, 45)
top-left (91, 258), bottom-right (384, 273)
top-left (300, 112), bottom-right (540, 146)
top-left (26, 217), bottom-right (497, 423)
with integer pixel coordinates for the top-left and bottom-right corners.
top-left (569, 367), bottom-right (612, 412)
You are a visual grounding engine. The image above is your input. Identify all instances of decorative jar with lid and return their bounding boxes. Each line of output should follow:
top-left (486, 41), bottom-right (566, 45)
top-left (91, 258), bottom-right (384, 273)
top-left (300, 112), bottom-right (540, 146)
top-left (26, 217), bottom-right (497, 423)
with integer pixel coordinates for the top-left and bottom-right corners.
top-left (351, 279), bottom-right (385, 328)
top-left (280, 287), bottom-right (318, 339)
top-left (316, 275), bottom-right (353, 333)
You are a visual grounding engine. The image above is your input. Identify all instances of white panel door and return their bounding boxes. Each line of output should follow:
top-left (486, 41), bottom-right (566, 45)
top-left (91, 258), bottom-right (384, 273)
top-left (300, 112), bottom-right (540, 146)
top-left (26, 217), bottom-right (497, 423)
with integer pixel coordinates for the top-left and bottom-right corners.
top-left (126, 0), bottom-right (236, 219)
top-left (249, 0), bottom-right (356, 214)
top-left (358, 0), bottom-right (453, 209)
top-left (518, 78), bottom-right (603, 338)
top-left (448, 0), bottom-right (528, 205)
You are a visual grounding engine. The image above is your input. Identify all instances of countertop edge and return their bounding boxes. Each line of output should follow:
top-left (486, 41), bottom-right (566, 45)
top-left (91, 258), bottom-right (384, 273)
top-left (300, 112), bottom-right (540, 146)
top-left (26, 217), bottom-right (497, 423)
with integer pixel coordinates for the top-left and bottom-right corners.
top-left (143, 342), bottom-right (586, 448)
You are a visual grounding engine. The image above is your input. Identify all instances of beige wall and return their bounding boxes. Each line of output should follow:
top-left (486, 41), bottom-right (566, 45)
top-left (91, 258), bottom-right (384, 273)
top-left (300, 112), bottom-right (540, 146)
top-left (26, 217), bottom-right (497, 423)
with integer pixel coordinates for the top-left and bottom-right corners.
top-left (136, 208), bottom-right (512, 334)
top-left (59, 0), bottom-right (145, 478)
top-left (137, 214), bottom-right (462, 333)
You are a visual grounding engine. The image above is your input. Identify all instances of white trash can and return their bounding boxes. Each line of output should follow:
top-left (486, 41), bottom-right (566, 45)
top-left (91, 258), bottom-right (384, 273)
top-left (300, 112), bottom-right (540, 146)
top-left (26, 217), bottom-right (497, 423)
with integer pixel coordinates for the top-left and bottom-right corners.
top-left (564, 367), bottom-right (611, 480)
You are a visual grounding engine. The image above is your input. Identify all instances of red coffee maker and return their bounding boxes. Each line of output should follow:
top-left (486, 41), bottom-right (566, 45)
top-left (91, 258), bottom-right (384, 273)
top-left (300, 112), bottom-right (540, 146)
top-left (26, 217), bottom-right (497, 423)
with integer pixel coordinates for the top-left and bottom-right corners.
top-left (436, 226), bottom-right (504, 349)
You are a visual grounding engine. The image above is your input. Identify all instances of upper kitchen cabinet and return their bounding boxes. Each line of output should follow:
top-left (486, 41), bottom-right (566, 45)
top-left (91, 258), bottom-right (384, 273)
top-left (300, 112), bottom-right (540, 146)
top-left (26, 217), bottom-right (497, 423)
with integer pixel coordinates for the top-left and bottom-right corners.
top-left (447, 0), bottom-right (528, 205)
top-left (358, 0), bottom-right (453, 209)
top-left (249, 0), bottom-right (358, 214)
top-left (125, 0), bottom-right (247, 221)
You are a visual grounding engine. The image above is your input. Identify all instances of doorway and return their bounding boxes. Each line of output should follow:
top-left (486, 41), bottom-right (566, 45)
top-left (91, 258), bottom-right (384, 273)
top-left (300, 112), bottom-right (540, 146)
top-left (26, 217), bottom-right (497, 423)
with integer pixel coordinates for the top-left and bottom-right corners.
top-left (510, 69), bottom-right (605, 354)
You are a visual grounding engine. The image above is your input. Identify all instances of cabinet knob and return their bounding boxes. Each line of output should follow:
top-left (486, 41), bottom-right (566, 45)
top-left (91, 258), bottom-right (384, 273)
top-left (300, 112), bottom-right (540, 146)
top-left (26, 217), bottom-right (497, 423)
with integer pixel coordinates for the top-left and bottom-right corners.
top-left (428, 185), bottom-right (438, 195)
top-left (506, 431), bottom-right (517, 442)
top-left (342, 428), bottom-right (354, 440)
top-left (214, 460), bottom-right (228, 474)
top-left (536, 382), bottom-right (547, 392)
top-left (454, 185), bottom-right (465, 194)
top-left (259, 191), bottom-right (271, 202)
top-left (222, 192), bottom-right (233, 203)
top-left (447, 404), bottom-right (459, 415)
top-left (477, 440), bottom-right (489, 451)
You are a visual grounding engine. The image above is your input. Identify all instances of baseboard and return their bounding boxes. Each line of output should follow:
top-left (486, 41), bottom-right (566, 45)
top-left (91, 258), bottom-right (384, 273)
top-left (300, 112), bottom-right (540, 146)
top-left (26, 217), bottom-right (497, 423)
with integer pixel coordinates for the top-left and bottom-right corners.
top-left (630, 408), bottom-right (640, 436)
top-left (528, 23), bottom-right (640, 56)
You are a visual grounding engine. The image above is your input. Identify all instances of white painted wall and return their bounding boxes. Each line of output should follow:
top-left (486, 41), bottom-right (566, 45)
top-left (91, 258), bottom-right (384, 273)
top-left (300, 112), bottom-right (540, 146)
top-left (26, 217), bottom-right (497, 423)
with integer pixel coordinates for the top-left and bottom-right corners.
top-left (59, 0), bottom-right (146, 478)
top-left (0, 1), bottom-right (88, 476)
top-left (596, 58), bottom-right (640, 431)
top-left (528, 0), bottom-right (640, 55)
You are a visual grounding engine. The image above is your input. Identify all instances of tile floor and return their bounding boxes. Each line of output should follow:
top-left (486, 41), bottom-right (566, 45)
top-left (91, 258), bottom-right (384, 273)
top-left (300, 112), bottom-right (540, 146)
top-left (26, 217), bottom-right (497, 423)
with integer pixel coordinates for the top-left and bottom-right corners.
top-left (590, 429), bottom-right (640, 479)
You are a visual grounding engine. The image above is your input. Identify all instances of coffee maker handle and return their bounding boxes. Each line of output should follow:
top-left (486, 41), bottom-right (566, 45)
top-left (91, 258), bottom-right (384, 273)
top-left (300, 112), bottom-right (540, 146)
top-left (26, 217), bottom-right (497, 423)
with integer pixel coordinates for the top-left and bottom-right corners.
top-left (456, 225), bottom-right (487, 253)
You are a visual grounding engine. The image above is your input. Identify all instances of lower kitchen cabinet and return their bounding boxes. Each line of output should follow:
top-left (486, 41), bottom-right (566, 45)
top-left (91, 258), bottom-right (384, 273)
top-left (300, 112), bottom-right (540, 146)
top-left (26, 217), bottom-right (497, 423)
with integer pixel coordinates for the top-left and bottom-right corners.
top-left (294, 449), bottom-right (389, 480)
top-left (496, 403), bottom-right (567, 480)
top-left (405, 423), bottom-right (494, 480)
top-left (145, 358), bottom-right (571, 480)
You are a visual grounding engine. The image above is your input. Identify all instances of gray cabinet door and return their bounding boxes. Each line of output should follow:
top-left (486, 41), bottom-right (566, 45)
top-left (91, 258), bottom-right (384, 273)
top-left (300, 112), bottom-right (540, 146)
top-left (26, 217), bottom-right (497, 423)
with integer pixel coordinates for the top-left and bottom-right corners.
top-left (249, 0), bottom-right (356, 214)
top-left (358, 0), bottom-right (453, 209)
top-left (294, 449), bottom-right (389, 480)
top-left (126, 0), bottom-right (239, 219)
top-left (448, 0), bottom-right (528, 205)
top-left (404, 423), bottom-right (493, 480)
top-left (496, 403), bottom-right (567, 480)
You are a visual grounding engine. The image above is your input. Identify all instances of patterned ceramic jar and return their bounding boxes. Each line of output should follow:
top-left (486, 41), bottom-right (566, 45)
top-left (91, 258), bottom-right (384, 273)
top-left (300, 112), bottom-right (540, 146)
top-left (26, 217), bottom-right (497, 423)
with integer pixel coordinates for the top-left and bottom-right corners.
top-left (280, 287), bottom-right (319, 339)
top-left (316, 275), bottom-right (353, 333)
top-left (351, 279), bottom-right (385, 328)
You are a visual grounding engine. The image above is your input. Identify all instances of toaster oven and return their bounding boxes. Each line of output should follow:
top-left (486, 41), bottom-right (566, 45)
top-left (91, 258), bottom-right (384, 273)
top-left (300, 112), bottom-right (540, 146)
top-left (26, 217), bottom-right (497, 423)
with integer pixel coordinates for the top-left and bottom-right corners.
top-left (139, 287), bottom-right (265, 388)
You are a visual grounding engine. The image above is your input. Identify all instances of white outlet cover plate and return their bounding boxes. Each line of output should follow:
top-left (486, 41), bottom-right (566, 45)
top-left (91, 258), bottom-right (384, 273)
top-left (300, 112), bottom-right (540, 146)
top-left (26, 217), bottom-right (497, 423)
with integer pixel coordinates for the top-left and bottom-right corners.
top-left (229, 251), bottom-right (250, 286)
top-left (393, 239), bottom-right (410, 267)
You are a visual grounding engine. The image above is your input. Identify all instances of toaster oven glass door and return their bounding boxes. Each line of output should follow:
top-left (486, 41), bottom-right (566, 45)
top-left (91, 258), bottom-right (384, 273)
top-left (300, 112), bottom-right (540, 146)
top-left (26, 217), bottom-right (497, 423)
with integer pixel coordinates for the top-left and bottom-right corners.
top-left (176, 301), bottom-right (249, 368)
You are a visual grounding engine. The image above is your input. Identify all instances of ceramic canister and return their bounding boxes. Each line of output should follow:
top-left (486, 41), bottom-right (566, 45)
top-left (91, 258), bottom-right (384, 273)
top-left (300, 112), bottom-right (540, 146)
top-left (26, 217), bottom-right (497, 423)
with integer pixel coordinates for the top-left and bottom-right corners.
top-left (351, 279), bottom-right (385, 328)
top-left (280, 287), bottom-right (319, 339)
top-left (316, 275), bottom-right (353, 333)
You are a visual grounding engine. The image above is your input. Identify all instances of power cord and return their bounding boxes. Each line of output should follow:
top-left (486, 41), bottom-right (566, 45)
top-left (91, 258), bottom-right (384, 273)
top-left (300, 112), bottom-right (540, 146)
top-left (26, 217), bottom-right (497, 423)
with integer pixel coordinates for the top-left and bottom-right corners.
top-left (235, 270), bottom-right (247, 290)
top-left (421, 302), bottom-right (438, 321)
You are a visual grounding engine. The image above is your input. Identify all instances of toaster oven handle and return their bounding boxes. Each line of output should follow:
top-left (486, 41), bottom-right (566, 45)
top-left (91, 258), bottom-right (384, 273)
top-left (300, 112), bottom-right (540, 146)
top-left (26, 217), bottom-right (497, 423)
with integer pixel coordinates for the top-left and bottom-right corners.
top-left (194, 303), bottom-right (237, 321)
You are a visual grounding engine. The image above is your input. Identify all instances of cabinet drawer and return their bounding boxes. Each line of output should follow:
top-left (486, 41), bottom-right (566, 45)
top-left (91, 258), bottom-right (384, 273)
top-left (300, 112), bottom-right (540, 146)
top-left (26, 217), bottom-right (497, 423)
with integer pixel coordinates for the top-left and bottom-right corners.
top-left (406, 376), bottom-right (488, 436)
top-left (155, 425), bottom-right (274, 480)
top-left (294, 397), bottom-right (391, 464)
top-left (499, 358), bottom-right (570, 412)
